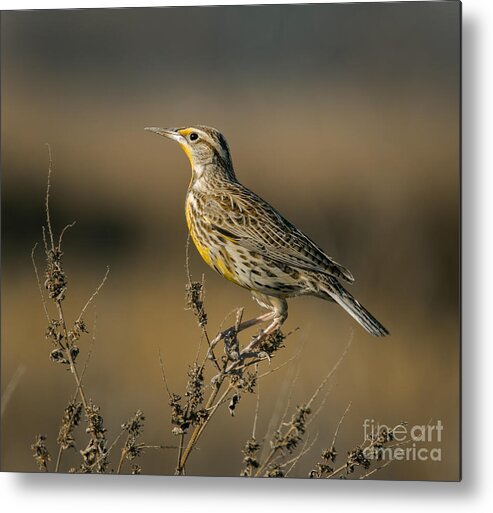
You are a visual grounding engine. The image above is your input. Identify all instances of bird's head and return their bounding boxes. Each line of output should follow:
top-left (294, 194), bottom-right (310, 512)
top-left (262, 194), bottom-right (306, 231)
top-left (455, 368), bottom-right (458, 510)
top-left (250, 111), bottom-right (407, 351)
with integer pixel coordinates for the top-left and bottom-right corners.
top-left (145, 125), bottom-right (234, 180)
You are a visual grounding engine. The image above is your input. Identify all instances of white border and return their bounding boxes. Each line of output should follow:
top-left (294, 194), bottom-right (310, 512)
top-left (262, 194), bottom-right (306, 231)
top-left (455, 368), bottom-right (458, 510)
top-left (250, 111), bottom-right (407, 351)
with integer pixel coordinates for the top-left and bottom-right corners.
top-left (2, 0), bottom-right (492, 511)
top-left (0, 0), bottom-right (462, 10)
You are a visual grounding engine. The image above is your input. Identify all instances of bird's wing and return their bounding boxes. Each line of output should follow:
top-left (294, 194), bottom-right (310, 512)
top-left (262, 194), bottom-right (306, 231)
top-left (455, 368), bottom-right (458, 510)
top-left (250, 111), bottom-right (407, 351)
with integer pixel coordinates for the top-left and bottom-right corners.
top-left (203, 189), bottom-right (355, 284)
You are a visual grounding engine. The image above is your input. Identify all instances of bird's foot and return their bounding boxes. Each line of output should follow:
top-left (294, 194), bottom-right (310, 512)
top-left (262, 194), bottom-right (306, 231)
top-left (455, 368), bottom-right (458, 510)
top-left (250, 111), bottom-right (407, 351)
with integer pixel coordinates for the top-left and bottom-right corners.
top-left (242, 332), bottom-right (267, 354)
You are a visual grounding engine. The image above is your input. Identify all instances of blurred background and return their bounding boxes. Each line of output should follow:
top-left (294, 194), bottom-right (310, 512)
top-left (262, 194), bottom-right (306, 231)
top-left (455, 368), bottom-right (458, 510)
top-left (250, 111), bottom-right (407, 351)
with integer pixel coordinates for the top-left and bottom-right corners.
top-left (1, 2), bottom-right (460, 480)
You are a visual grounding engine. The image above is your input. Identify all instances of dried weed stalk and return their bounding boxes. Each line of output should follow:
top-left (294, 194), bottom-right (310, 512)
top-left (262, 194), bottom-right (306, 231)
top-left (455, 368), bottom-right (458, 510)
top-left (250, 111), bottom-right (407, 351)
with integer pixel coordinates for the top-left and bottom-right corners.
top-left (161, 247), bottom-right (298, 475)
top-left (309, 416), bottom-right (409, 479)
top-left (31, 147), bottom-right (147, 473)
top-left (162, 241), bottom-right (352, 476)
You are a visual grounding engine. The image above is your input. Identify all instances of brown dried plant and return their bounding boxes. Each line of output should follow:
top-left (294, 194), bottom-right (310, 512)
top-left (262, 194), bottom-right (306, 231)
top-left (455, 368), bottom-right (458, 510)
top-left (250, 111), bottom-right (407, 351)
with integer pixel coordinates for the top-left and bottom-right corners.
top-left (30, 147), bottom-right (149, 473)
top-left (159, 242), bottom-right (303, 475)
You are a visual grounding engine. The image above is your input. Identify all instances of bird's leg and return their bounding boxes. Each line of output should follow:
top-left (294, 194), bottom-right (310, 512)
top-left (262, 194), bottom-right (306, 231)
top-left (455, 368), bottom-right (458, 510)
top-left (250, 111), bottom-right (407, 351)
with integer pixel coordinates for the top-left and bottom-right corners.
top-left (214, 298), bottom-right (287, 379)
top-left (208, 310), bottom-right (277, 379)
top-left (242, 296), bottom-right (288, 354)
top-left (235, 311), bottom-right (276, 332)
top-left (209, 295), bottom-right (287, 369)
top-left (241, 313), bottom-right (286, 354)
top-left (208, 311), bottom-right (275, 355)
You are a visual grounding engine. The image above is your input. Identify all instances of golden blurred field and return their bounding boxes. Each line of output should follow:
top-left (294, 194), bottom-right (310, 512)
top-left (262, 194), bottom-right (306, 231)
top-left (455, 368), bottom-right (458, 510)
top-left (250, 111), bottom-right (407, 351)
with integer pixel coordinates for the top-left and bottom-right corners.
top-left (1, 3), bottom-right (460, 479)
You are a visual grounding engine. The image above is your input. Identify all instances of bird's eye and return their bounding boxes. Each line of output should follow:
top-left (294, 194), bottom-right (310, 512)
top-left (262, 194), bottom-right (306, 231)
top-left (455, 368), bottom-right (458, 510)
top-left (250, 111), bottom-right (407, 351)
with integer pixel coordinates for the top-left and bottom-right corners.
top-left (189, 132), bottom-right (199, 142)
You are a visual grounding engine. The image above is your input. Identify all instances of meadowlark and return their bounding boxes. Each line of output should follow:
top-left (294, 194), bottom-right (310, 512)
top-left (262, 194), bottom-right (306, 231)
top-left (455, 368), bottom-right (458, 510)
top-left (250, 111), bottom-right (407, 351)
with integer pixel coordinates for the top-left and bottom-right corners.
top-left (145, 125), bottom-right (388, 344)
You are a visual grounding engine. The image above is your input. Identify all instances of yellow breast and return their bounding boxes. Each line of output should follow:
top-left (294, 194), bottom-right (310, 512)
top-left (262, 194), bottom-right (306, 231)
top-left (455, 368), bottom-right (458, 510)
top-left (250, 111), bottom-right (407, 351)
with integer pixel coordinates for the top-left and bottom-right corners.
top-left (185, 199), bottom-right (212, 267)
top-left (185, 197), bottom-right (241, 286)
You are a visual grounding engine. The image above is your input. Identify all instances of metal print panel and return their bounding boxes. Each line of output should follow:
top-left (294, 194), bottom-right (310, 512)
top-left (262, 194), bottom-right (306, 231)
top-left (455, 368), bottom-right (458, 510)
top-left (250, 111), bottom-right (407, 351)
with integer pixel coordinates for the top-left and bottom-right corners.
top-left (0, 1), bottom-right (461, 480)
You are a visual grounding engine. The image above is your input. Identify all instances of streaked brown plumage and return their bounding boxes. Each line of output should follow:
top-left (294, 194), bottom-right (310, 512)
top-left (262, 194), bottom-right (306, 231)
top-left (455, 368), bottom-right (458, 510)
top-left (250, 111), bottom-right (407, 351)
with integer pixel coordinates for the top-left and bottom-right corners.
top-left (145, 125), bottom-right (388, 342)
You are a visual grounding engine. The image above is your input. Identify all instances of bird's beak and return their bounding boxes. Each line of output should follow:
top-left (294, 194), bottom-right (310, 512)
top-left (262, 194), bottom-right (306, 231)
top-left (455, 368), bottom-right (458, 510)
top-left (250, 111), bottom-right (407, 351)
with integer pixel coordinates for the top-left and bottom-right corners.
top-left (144, 127), bottom-right (184, 143)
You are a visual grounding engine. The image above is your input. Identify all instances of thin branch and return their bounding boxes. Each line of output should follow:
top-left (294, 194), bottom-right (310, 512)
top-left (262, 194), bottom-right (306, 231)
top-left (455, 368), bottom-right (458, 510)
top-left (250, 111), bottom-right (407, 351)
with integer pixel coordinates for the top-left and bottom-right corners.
top-left (306, 383), bottom-right (334, 428)
top-left (158, 348), bottom-right (172, 399)
top-left (330, 401), bottom-right (352, 450)
top-left (79, 311), bottom-right (98, 386)
top-left (259, 363), bottom-right (299, 465)
top-left (252, 367), bottom-right (260, 439)
top-left (76, 267), bottom-right (110, 324)
top-left (58, 221), bottom-right (76, 249)
top-left (176, 379), bottom-right (230, 474)
top-left (207, 383), bottom-right (235, 414)
top-left (140, 445), bottom-right (177, 450)
top-left (305, 333), bottom-right (353, 411)
top-left (55, 304), bottom-right (96, 473)
top-left (42, 226), bottom-right (49, 255)
top-left (44, 143), bottom-right (55, 251)
top-left (55, 310), bottom-right (99, 473)
top-left (359, 459), bottom-right (393, 480)
top-left (257, 342), bottom-right (304, 379)
top-left (192, 274), bottom-right (209, 366)
top-left (54, 443), bottom-right (64, 473)
top-left (279, 368), bottom-right (301, 426)
top-left (31, 244), bottom-right (50, 322)
top-left (116, 447), bottom-right (127, 474)
top-left (284, 433), bottom-right (319, 477)
top-left (57, 302), bottom-right (89, 410)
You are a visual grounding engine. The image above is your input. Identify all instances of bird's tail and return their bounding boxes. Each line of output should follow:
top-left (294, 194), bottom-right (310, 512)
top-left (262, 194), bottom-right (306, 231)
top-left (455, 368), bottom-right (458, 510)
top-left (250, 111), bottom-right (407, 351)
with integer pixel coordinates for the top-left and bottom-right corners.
top-left (319, 280), bottom-right (389, 337)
